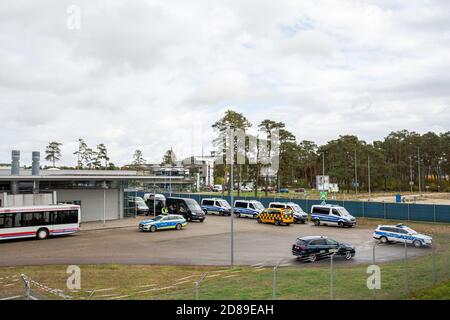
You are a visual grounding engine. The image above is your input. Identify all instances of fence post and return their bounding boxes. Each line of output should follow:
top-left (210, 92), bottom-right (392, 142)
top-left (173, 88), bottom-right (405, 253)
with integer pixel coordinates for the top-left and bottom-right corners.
top-left (407, 203), bottom-right (410, 221)
top-left (432, 243), bottom-right (436, 284)
top-left (195, 273), bottom-right (208, 301)
top-left (362, 201), bottom-right (365, 218)
top-left (329, 254), bottom-right (335, 300)
top-left (433, 204), bottom-right (436, 223)
top-left (272, 266), bottom-right (277, 300)
top-left (383, 201), bottom-right (386, 220)
top-left (21, 274), bottom-right (31, 300)
top-left (404, 241), bottom-right (409, 296)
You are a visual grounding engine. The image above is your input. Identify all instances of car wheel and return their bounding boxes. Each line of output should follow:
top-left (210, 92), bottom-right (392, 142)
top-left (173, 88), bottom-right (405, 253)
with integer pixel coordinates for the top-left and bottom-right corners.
top-left (344, 251), bottom-right (353, 260)
top-left (237, 213), bottom-right (241, 218)
top-left (203, 210), bottom-right (208, 215)
top-left (175, 223), bottom-right (182, 230)
top-left (413, 240), bottom-right (422, 248)
top-left (257, 218), bottom-right (262, 223)
top-left (150, 225), bottom-right (157, 232)
top-left (338, 221), bottom-right (344, 228)
top-left (314, 220), bottom-right (320, 226)
top-left (186, 216), bottom-right (191, 222)
top-left (380, 236), bottom-right (388, 244)
top-left (200, 219), bottom-right (205, 223)
top-left (308, 254), bottom-right (317, 262)
top-left (36, 228), bottom-right (49, 240)
top-left (274, 220), bottom-right (280, 226)
top-left (301, 220), bottom-right (306, 224)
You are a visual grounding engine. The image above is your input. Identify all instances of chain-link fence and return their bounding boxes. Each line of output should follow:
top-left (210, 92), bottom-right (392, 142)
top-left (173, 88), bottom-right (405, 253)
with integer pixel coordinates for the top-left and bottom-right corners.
top-left (1, 238), bottom-right (448, 300)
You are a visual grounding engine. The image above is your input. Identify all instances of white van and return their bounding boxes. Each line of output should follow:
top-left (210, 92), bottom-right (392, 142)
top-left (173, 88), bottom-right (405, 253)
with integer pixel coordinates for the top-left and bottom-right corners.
top-left (233, 200), bottom-right (265, 218)
top-left (310, 204), bottom-right (356, 228)
top-left (212, 185), bottom-right (223, 192)
top-left (269, 202), bottom-right (308, 224)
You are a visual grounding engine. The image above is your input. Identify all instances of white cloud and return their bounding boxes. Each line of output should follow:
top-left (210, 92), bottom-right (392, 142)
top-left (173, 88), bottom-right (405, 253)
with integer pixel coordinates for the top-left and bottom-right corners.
top-left (0, 0), bottom-right (449, 166)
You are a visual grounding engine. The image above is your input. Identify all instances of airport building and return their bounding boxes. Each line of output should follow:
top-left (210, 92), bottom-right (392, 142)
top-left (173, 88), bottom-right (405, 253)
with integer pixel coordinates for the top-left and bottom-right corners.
top-left (0, 151), bottom-right (194, 222)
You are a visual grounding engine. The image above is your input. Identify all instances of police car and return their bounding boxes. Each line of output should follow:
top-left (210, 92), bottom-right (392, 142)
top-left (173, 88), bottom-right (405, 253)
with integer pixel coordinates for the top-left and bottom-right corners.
top-left (233, 200), bottom-right (265, 218)
top-left (311, 204), bottom-right (356, 228)
top-left (201, 198), bottom-right (231, 216)
top-left (269, 202), bottom-right (308, 224)
top-left (373, 224), bottom-right (433, 247)
top-left (139, 214), bottom-right (187, 232)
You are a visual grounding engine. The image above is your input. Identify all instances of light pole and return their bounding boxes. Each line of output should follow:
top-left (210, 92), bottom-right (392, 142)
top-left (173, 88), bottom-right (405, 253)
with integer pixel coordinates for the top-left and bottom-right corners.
top-left (354, 149), bottom-right (358, 195)
top-left (368, 155), bottom-right (371, 201)
top-left (417, 147), bottom-right (422, 195)
top-left (229, 126), bottom-right (235, 267)
top-left (409, 156), bottom-right (413, 193)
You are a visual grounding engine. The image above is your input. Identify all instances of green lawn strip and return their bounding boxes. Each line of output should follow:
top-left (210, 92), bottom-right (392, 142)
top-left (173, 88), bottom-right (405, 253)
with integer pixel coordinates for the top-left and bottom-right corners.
top-left (408, 281), bottom-right (450, 300)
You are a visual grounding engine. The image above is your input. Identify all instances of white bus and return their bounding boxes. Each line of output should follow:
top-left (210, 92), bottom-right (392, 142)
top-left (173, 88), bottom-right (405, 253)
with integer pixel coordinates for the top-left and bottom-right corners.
top-left (0, 204), bottom-right (80, 241)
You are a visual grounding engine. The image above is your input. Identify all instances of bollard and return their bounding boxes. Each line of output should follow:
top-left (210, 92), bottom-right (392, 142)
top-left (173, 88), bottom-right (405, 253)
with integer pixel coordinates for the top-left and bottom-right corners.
top-left (21, 274), bottom-right (31, 300)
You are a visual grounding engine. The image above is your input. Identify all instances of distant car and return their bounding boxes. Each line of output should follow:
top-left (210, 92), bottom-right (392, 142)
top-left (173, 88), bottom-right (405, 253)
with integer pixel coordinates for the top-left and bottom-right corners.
top-left (292, 236), bottom-right (355, 262)
top-left (310, 204), bottom-right (356, 228)
top-left (212, 185), bottom-right (223, 192)
top-left (294, 188), bottom-right (306, 193)
top-left (269, 202), bottom-right (307, 224)
top-left (240, 186), bottom-right (253, 192)
top-left (257, 208), bottom-right (294, 226)
top-left (128, 196), bottom-right (149, 215)
top-left (373, 224), bottom-right (433, 247)
top-left (201, 198), bottom-right (231, 216)
top-left (233, 200), bottom-right (265, 218)
top-left (139, 214), bottom-right (187, 232)
top-left (278, 188), bottom-right (289, 193)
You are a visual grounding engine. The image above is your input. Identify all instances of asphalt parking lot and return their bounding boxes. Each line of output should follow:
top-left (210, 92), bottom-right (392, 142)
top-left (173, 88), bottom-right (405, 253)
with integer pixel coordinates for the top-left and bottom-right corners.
top-left (0, 215), bottom-right (426, 267)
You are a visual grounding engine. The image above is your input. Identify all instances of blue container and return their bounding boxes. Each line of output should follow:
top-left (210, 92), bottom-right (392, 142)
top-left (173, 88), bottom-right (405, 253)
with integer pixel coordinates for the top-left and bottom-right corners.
top-left (395, 194), bottom-right (402, 203)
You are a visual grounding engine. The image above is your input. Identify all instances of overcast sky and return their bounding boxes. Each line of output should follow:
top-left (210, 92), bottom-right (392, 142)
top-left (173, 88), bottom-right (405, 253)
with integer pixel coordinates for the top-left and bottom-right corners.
top-left (1, 0), bottom-right (449, 166)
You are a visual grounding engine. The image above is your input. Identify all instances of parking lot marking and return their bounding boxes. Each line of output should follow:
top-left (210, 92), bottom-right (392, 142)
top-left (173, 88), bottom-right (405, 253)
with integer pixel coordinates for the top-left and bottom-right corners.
top-left (137, 284), bottom-right (157, 288)
top-left (108, 295), bottom-right (130, 300)
top-left (94, 287), bottom-right (117, 292)
top-left (223, 275), bottom-right (238, 279)
top-left (173, 280), bottom-right (191, 286)
top-left (206, 274), bottom-right (221, 279)
top-left (175, 275), bottom-right (196, 282)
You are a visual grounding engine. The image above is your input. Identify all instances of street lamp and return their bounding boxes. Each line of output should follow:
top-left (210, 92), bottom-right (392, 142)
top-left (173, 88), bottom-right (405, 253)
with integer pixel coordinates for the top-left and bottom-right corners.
top-left (229, 126), bottom-right (235, 267)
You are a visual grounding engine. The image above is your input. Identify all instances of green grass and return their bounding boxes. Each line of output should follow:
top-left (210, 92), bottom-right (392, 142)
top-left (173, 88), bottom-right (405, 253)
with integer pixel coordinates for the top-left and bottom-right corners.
top-left (1, 222), bottom-right (449, 300)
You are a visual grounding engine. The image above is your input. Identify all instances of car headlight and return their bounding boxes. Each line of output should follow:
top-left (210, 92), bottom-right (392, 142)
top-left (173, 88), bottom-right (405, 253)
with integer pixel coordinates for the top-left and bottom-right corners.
top-left (191, 212), bottom-right (197, 215)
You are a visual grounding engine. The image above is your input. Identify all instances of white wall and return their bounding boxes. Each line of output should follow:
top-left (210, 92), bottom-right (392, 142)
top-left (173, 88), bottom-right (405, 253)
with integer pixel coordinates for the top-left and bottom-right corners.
top-left (0, 193), bottom-right (54, 207)
top-left (55, 189), bottom-right (120, 222)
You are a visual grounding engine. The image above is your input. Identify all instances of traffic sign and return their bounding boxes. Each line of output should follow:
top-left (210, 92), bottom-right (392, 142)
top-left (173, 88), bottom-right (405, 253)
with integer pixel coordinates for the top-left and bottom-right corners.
top-left (320, 191), bottom-right (328, 200)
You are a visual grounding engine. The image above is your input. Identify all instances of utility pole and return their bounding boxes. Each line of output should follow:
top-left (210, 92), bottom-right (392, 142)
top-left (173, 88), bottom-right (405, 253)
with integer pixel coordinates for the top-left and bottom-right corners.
top-left (417, 147), bottom-right (422, 195)
top-left (409, 156), bottom-right (413, 193)
top-left (322, 152), bottom-right (325, 176)
top-left (368, 155), bottom-right (371, 201)
top-left (354, 149), bottom-right (358, 195)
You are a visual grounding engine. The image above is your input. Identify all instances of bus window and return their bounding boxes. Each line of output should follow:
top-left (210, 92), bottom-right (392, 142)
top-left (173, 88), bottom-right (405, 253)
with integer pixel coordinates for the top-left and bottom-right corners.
top-left (0, 214), bottom-right (15, 228)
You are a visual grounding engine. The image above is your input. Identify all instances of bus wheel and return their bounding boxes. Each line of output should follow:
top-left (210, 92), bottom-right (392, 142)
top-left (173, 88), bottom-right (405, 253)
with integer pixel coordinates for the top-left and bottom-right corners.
top-left (36, 228), bottom-right (49, 240)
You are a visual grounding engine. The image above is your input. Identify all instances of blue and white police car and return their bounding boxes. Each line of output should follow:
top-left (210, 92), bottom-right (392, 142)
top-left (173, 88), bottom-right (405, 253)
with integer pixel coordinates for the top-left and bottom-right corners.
top-left (373, 224), bottom-right (433, 247)
top-left (201, 198), bottom-right (231, 216)
top-left (311, 204), bottom-right (356, 228)
top-left (139, 214), bottom-right (187, 232)
top-left (233, 200), bottom-right (265, 218)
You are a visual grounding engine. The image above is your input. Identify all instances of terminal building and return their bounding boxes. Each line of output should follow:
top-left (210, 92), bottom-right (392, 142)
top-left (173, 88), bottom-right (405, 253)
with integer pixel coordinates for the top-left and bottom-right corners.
top-left (0, 151), bottom-right (195, 222)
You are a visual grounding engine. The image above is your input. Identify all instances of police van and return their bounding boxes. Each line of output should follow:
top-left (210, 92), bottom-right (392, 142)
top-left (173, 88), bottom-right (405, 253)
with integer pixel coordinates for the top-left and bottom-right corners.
top-left (310, 204), bottom-right (356, 228)
top-left (269, 202), bottom-right (308, 224)
top-left (373, 224), bottom-right (433, 247)
top-left (233, 200), bottom-right (265, 218)
top-left (201, 198), bottom-right (231, 216)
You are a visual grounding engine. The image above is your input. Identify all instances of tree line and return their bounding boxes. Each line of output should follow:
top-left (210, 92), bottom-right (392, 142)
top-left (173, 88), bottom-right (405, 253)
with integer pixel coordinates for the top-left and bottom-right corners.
top-left (212, 110), bottom-right (450, 195)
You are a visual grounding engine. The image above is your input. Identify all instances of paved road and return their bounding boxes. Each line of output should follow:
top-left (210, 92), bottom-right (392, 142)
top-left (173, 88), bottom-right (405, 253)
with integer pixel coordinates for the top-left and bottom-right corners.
top-left (0, 215), bottom-right (427, 267)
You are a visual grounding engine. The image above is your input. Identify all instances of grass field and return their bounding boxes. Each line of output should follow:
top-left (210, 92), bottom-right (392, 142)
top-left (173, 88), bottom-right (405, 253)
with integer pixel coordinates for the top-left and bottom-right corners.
top-left (1, 218), bottom-right (449, 300)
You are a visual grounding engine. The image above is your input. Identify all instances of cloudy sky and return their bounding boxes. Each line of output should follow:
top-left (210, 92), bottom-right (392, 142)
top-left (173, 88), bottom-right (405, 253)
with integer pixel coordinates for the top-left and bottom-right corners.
top-left (1, 0), bottom-right (449, 166)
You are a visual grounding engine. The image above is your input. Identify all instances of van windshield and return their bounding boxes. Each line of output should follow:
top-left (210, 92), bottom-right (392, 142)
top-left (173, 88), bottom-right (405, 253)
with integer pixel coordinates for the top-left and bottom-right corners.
top-left (336, 208), bottom-right (351, 217)
top-left (185, 199), bottom-right (202, 211)
top-left (252, 202), bottom-right (264, 210)
top-left (290, 204), bottom-right (303, 213)
top-left (218, 200), bottom-right (231, 208)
